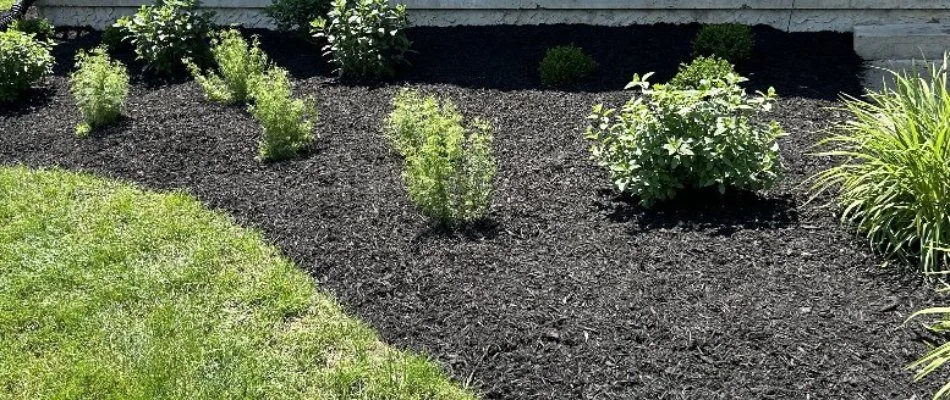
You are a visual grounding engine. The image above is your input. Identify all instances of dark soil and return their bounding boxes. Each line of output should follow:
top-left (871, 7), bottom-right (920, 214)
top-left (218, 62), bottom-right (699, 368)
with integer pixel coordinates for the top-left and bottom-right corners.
top-left (1, 24), bottom-right (943, 399)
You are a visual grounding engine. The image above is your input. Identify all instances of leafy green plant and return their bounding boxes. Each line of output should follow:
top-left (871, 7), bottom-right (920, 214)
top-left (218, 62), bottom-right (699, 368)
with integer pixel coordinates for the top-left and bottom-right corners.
top-left (585, 69), bottom-right (782, 207)
top-left (248, 67), bottom-right (316, 161)
top-left (906, 301), bottom-right (950, 400)
top-left (10, 18), bottom-right (54, 41)
top-left (386, 90), bottom-right (495, 224)
top-left (692, 23), bottom-right (754, 63)
top-left (812, 55), bottom-right (950, 274)
top-left (265, 0), bottom-right (330, 33)
top-left (667, 55), bottom-right (735, 90)
top-left (538, 44), bottom-right (598, 87)
top-left (0, 29), bottom-right (54, 102)
top-left (114, 0), bottom-right (214, 74)
top-left (186, 29), bottom-right (269, 104)
top-left (100, 25), bottom-right (132, 54)
top-left (311, 0), bottom-right (410, 79)
top-left (69, 47), bottom-right (129, 136)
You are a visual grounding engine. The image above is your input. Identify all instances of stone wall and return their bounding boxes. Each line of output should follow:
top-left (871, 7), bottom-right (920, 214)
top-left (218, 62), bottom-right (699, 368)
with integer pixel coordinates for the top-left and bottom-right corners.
top-left (35, 0), bottom-right (950, 32)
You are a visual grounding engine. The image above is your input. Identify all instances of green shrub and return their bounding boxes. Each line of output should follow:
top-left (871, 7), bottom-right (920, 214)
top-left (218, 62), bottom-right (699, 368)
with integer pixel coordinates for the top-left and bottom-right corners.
top-left (0, 30), bottom-right (54, 102)
top-left (585, 71), bottom-right (782, 207)
top-left (10, 18), bottom-right (54, 41)
top-left (186, 29), bottom-right (269, 104)
top-left (311, 0), bottom-right (410, 79)
top-left (692, 23), bottom-right (754, 63)
top-left (69, 47), bottom-right (129, 136)
top-left (538, 44), bottom-right (598, 87)
top-left (386, 90), bottom-right (495, 224)
top-left (114, 0), bottom-right (214, 74)
top-left (812, 55), bottom-right (950, 274)
top-left (248, 67), bottom-right (316, 161)
top-left (100, 25), bottom-right (131, 54)
top-left (265, 0), bottom-right (331, 33)
top-left (667, 56), bottom-right (735, 90)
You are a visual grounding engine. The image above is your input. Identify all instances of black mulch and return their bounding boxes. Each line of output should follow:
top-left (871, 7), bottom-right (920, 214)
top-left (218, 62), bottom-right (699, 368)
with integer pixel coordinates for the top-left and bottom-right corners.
top-left (2, 24), bottom-right (946, 399)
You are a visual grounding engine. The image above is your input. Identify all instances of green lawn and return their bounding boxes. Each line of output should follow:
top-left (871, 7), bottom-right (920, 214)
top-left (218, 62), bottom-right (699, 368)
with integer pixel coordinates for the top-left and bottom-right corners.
top-left (0, 166), bottom-right (475, 400)
top-left (0, 0), bottom-right (13, 10)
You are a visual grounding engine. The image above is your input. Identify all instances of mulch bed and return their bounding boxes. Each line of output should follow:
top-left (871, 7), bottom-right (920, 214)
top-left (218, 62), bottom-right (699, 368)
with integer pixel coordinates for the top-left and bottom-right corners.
top-left (1, 24), bottom-right (944, 399)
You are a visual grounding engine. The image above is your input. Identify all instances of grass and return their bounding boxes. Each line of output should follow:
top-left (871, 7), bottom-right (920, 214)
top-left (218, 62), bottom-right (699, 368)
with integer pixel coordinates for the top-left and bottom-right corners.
top-left (0, 166), bottom-right (476, 400)
top-left (0, 0), bottom-right (12, 10)
top-left (812, 54), bottom-right (950, 274)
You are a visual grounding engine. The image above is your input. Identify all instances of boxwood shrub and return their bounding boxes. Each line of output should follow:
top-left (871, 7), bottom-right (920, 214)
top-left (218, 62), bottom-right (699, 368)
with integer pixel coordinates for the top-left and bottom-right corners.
top-left (538, 44), bottom-right (598, 87)
top-left (585, 66), bottom-right (783, 207)
top-left (692, 23), bottom-right (754, 63)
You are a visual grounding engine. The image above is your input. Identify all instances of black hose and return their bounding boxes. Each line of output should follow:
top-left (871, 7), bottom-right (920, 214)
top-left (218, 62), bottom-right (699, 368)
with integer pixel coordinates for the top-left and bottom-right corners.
top-left (0, 0), bottom-right (38, 31)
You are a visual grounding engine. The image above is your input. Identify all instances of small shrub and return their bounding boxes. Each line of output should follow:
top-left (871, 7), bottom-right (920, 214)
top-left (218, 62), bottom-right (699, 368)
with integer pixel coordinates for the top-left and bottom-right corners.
top-left (114, 0), bottom-right (214, 74)
top-left (186, 29), bottom-right (269, 104)
top-left (69, 47), bottom-right (129, 136)
top-left (667, 56), bottom-right (735, 90)
top-left (385, 89), bottom-right (447, 157)
top-left (248, 67), bottom-right (316, 161)
top-left (311, 0), bottom-right (410, 79)
top-left (692, 23), bottom-right (754, 63)
top-left (100, 25), bottom-right (132, 54)
top-left (0, 30), bottom-right (54, 102)
top-left (585, 71), bottom-right (782, 207)
top-left (538, 44), bottom-right (598, 87)
top-left (387, 90), bottom-right (495, 224)
top-left (265, 0), bottom-right (331, 33)
top-left (11, 18), bottom-right (55, 41)
top-left (812, 55), bottom-right (950, 274)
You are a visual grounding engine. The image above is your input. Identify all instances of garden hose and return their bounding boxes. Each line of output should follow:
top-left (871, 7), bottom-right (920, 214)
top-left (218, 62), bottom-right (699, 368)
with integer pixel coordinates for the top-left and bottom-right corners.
top-left (0, 0), bottom-right (36, 31)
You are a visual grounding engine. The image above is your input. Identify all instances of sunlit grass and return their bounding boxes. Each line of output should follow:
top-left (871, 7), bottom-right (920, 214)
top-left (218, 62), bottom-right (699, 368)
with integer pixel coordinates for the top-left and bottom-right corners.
top-left (0, 166), bottom-right (475, 400)
top-left (812, 54), bottom-right (950, 275)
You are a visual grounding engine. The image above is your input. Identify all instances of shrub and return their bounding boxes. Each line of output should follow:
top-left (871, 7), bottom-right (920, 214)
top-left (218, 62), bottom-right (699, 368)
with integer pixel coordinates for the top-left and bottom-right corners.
top-left (538, 44), bottom-right (598, 87)
top-left (265, 0), bottom-right (331, 33)
top-left (11, 18), bottom-right (54, 41)
top-left (386, 90), bottom-right (495, 224)
top-left (114, 0), bottom-right (214, 74)
top-left (248, 67), bottom-right (316, 161)
top-left (667, 56), bottom-right (735, 90)
top-left (585, 71), bottom-right (782, 207)
top-left (0, 30), bottom-right (54, 102)
top-left (186, 29), bottom-right (269, 104)
top-left (692, 23), bottom-right (754, 63)
top-left (311, 0), bottom-right (410, 79)
top-left (812, 55), bottom-right (950, 274)
top-left (100, 25), bottom-right (132, 54)
top-left (69, 47), bottom-right (129, 136)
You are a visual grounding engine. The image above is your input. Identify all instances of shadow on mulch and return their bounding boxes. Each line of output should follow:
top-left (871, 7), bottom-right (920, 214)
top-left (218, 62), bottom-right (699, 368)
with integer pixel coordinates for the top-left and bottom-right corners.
top-left (43, 24), bottom-right (862, 99)
top-left (0, 87), bottom-right (56, 117)
top-left (413, 218), bottom-right (502, 242)
top-left (400, 24), bottom-right (864, 100)
top-left (599, 187), bottom-right (798, 236)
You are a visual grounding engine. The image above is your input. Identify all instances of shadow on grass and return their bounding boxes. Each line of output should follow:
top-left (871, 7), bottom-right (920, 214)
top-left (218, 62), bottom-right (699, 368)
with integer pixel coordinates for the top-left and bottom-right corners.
top-left (598, 187), bottom-right (799, 236)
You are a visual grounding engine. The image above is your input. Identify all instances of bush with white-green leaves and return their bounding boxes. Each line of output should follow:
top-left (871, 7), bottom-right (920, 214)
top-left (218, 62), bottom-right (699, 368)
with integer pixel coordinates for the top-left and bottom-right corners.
top-left (585, 67), bottom-right (783, 207)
